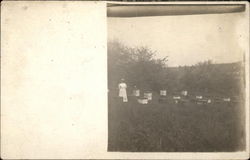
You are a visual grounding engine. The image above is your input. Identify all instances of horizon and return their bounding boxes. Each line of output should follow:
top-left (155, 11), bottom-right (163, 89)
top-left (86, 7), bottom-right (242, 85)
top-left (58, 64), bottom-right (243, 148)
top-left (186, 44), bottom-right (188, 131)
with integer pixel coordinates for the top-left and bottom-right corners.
top-left (167, 60), bottom-right (243, 68)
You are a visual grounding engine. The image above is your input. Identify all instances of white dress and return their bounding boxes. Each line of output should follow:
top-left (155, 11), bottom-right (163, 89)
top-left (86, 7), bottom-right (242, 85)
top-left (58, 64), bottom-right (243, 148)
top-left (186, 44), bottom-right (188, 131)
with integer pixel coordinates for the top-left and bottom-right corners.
top-left (118, 83), bottom-right (128, 102)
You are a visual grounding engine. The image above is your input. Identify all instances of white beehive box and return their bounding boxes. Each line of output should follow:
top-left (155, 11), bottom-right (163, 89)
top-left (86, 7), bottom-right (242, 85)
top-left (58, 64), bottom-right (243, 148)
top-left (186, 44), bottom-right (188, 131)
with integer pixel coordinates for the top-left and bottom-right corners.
top-left (160, 90), bottom-right (167, 96)
top-left (144, 92), bottom-right (152, 100)
top-left (138, 98), bottom-right (148, 104)
top-left (196, 96), bottom-right (203, 99)
top-left (133, 89), bottom-right (140, 97)
top-left (223, 98), bottom-right (231, 102)
top-left (207, 99), bottom-right (212, 103)
top-left (173, 96), bottom-right (181, 100)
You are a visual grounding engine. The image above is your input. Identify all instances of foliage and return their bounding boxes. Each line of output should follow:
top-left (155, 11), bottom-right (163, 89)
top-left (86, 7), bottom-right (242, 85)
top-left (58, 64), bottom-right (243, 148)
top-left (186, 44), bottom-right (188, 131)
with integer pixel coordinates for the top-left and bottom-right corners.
top-left (108, 40), bottom-right (168, 92)
top-left (108, 40), bottom-right (244, 97)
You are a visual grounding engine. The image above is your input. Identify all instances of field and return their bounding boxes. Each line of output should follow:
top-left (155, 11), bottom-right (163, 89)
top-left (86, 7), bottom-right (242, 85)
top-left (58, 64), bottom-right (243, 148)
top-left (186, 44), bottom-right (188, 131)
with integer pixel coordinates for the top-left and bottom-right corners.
top-left (108, 91), bottom-right (245, 152)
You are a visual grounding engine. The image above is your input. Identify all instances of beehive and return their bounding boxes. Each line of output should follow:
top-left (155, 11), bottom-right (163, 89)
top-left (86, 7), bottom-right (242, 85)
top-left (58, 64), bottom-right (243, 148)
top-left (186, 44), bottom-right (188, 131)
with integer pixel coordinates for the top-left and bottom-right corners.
top-left (196, 96), bottom-right (203, 99)
top-left (160, 90), bottom-right (167, 96)
top-left (144, 92), bottom-right (152, 100)
top-left (173, 96), bottom-right (181, 99)
top-left (223, 98), bottom-right (231, 102)
top-left (133, 89), bottom-right (140, 97)
top-left (138, 98), bottom-right (148, 104)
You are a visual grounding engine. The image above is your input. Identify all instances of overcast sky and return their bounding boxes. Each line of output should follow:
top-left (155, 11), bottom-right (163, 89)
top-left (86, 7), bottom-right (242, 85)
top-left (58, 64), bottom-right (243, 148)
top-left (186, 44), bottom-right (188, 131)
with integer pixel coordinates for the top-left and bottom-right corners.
top-left (108, 12), bottom-right (246, 66)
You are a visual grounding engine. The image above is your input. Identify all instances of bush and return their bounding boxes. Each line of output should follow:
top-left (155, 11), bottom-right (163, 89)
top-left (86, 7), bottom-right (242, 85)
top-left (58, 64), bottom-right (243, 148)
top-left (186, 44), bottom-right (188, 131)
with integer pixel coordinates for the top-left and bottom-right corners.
top-left (108, 40), bottom-right (243, 97)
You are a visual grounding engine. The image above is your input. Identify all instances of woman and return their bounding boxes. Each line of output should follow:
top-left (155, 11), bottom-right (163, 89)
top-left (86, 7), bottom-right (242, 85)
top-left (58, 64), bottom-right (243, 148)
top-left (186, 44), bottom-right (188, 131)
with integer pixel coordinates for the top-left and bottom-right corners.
top-left (118, 79), bottom-right (128, 102)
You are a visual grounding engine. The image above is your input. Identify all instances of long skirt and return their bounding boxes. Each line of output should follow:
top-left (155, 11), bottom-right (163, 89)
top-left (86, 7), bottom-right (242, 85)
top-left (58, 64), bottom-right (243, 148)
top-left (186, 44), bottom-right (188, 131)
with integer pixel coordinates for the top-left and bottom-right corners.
top-left (119, 88), bottom-right (128, 102)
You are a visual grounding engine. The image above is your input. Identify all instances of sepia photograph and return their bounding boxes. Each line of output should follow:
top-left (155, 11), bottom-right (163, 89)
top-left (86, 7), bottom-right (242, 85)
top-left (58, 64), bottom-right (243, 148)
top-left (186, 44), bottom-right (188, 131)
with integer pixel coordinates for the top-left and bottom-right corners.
top-left (107, 3), bottom-right (247, 152)
top-left (1, 1), bottom-right (249, 159)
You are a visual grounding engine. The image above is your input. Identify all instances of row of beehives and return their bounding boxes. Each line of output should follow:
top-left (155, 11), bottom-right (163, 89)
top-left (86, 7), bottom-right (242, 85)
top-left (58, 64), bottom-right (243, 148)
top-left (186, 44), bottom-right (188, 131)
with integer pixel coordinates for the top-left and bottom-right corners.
top-left (133, 89), bottom-right (233, 105)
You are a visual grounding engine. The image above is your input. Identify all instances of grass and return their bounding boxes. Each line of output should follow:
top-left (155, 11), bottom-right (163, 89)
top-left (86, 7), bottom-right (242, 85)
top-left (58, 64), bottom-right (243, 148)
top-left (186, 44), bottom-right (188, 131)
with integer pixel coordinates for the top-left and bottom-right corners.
top-left (108, 91), bottom-right (245, 152)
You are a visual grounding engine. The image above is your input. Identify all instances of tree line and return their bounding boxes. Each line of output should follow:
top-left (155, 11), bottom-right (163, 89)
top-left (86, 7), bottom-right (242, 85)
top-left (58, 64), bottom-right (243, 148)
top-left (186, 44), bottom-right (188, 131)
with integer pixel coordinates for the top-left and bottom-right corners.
top-left (108, 40), bottom-right (244, 97)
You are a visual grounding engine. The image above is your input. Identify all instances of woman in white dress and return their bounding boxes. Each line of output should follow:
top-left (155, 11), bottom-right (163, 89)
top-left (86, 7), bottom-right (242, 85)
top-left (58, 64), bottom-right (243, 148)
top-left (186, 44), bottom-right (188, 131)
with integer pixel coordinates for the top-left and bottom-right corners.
top-left (118, 79), bottom-right (128, 102)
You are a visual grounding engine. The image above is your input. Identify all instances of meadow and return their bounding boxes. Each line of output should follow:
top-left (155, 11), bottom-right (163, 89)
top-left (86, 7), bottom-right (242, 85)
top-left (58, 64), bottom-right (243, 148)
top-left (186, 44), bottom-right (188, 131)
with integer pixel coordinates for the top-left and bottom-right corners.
top-left (107, 40), bottom-right (245, 152)
top-left (108, 91), bottom-right (245, 152)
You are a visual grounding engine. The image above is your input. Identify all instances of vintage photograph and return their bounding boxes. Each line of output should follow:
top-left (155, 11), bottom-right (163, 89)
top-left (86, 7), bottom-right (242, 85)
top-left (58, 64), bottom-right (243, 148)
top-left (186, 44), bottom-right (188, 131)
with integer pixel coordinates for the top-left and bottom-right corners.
top-left (107, 3), bottom-right (246, 152)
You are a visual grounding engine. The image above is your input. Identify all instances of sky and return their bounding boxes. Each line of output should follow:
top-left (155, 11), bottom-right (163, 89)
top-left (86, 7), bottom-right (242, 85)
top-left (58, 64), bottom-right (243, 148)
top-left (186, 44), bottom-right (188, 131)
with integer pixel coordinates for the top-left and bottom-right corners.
top-left (108, 12), bottom-right (246, 67)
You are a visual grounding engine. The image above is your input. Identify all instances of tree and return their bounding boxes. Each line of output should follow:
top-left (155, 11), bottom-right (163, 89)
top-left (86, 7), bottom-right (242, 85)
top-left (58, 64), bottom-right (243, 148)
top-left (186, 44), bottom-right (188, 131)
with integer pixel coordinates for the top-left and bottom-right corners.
top-left (108, 40), bottom-right (243, 97)
top-left (108, 40), bottom-right (168, 92)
